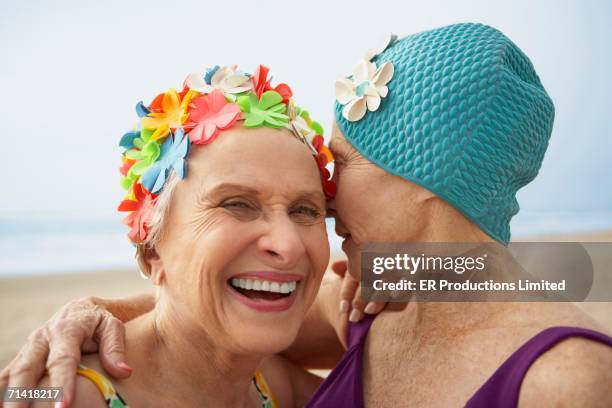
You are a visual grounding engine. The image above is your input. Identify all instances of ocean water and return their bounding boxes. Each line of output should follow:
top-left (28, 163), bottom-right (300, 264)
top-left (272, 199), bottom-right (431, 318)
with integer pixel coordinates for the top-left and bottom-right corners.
top-left (1, 212), bottom-right (611, 277)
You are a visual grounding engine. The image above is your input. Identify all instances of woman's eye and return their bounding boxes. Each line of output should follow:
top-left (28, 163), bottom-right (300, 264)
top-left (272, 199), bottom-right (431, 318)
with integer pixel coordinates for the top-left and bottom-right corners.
top-left (221, 200), bottom-right (260, 221)
top-left (290, 205), bottom-right (322, 219)
top-left (222, 201), bottom-right (255, 211)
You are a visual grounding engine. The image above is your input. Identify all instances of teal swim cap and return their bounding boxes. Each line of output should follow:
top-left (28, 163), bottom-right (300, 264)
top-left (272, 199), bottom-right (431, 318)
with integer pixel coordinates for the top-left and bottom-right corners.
top-left (334, 23), bottom-right (554, 244)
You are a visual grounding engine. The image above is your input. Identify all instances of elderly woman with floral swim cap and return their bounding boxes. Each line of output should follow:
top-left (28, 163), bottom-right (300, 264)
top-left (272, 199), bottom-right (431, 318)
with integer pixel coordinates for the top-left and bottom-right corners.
top-left (0, 64), bottom-right (364, 407)
top-left (3, 23), bottom-right (612, 407)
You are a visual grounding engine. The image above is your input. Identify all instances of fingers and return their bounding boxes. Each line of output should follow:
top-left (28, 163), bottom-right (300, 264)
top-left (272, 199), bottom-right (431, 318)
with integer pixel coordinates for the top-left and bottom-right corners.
top-left (81, 337), bottom-right (99, 354)
top-left (337, 264), bottom-right (369, 323)
top-left (339, 271), bottom-right (359, 315)
top-left (336, 264), bottom-right (388, 323)
top-left (40, 297), bottom-right (111, 406)
top-left (96, 315), bottom-right (131, 379)
top-left (330, 260), bottom-right (348, 277)
top-left (349, 298), bottom-right (386, 322)
top-left (349, 285), bottom-right (367, 323)
top-left (5, 328), bottom-right (50, 408)
top-left (363, 301), bottom-right (386, 315)
top-left (45, 324), bottom-right (86, 408)
top-left (1, 297), bottom-right (118, 408)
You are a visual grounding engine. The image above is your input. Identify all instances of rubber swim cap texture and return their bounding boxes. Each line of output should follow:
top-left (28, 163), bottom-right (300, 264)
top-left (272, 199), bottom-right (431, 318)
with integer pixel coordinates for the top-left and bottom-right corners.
top-left (334, 23), bottom-right (554, 243)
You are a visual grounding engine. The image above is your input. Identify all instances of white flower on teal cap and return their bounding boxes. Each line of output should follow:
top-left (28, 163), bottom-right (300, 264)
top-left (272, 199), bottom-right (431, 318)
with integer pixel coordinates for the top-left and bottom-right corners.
top-left (335, 59), bottom-right (394, 122)
top-left (335, 34), bottom-right (397, 122)
top-left (364, 34), bottom-right (398, 61)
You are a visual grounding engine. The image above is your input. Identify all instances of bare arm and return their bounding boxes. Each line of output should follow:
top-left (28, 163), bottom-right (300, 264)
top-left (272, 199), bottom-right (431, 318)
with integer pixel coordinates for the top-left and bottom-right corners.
top-left (0, 294), bottom-right (153, 408)
top-left (98, 293), bottom-right (155, 323)
top-left (518, 337), bottom-right (612, 407)
top-left (281, 271), bottom-right (348, 369)
top-left (282, 260), bottom-right (386, 369)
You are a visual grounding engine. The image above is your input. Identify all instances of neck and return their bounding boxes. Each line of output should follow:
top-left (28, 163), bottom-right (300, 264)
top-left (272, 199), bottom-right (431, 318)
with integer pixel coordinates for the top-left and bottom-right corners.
top-left (417, 198), bottom-right (494, 243)
top-left (389, 204), bottom-right (508, 344)
top-left (386, 300), bottom-right (513, 355)
top-left (123, 296), bottom-right (262, 407)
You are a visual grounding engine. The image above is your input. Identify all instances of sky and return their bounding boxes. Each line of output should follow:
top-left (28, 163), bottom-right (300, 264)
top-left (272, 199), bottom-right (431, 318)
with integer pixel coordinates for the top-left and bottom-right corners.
top-left (1, 0), bottom-right (611, 219)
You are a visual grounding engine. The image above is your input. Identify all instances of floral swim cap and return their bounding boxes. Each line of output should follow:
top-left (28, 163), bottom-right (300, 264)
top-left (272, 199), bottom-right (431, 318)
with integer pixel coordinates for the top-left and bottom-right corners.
top-left (118, 65), bottom-right (336, 243)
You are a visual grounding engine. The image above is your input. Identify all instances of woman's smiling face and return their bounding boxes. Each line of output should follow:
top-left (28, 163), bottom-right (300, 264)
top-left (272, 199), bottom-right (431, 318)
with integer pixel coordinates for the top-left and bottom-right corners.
top-left (149, 126), bottom-right (330, 355)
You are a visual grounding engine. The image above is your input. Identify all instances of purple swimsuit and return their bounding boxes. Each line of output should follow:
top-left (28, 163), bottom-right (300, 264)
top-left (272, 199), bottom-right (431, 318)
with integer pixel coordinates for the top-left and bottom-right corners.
top-left (306, 315), bottom-right (612, 407)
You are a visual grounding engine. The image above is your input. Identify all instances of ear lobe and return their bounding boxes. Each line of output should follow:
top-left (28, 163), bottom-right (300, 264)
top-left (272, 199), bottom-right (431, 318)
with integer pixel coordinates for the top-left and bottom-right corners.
top-left (143, 246), bottom-right (165, 285)
top-left (420, 188), bottom-right (438, 202)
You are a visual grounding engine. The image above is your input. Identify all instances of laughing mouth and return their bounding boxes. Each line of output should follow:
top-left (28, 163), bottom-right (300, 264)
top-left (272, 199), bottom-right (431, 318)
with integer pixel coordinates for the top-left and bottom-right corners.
top-left (229, 278), bottom-right (298, 301)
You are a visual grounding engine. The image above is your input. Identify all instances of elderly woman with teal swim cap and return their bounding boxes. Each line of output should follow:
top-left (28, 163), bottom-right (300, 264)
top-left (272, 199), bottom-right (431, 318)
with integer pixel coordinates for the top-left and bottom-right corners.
top-left (313, 22), bottom-right (612, 407)
top-left (3, 23), bottom-right (612, 407)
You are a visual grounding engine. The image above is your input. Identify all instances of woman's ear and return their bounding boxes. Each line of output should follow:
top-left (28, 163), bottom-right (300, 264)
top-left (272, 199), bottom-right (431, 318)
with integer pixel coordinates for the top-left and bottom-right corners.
top-left (137, 245), bottom-right (166, 285)
top-left (146, 247), bottom-right (166, 285)
top-left (415, 182), bottom-right (438, 202)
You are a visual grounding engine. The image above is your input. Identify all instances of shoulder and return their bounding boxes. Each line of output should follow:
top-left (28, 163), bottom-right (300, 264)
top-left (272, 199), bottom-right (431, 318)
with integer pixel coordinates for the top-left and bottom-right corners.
top-left (259, 354), bottom-right (323, 407)
top-left (73, 372), bottom-right (111, 408)
top-left (32, 372), bottom-right (107, 408)
top-left (518, 333), bottom-right (612, 407)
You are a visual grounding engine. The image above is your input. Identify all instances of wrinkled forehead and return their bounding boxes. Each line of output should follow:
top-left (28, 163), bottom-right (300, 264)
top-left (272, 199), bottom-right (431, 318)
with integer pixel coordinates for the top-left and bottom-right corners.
top-left (329, 120), bottom-right (429, 196)
top-left (329, 121), bottom-right (355, 156)
top-left (188, 126), bottom-right (314, 167)
top-left (182, 126), bottom-right (325, 200)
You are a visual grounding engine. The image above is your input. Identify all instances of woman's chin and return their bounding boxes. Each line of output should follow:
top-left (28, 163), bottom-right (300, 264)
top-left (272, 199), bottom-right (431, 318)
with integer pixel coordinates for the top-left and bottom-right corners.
top-left (223, 281), bottom-right (306, 353)
top-left (236, 327), bottom-right (299, 355)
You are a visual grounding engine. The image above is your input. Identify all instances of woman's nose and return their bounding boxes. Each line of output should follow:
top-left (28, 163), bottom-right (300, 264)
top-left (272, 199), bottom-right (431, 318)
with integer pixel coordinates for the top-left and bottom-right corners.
top-left (257, 215), bottom-right (307, 269)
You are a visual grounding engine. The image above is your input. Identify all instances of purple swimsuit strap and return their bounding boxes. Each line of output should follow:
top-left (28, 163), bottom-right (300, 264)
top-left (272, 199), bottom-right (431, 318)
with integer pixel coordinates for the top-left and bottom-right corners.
top-left (306, 315), bottom-right (376, 408)
top-left (466, 326), bottom-right (612, 407)
top-left (347, 314), bottom-right (377, 349)
top-left (308, 318), bottom-right (611, 408)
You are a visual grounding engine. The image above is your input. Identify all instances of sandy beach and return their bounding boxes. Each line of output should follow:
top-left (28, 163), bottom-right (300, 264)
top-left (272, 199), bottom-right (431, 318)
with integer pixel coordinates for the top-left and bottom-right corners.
top-left (1, 230), bottom-right (611, 368)
top-left (0, 268), bottom-right (153, 367)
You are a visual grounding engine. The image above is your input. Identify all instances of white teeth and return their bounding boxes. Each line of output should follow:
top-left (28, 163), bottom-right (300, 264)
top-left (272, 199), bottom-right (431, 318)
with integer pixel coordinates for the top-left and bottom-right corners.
top-left (230, 278), bottom-right (299, 294)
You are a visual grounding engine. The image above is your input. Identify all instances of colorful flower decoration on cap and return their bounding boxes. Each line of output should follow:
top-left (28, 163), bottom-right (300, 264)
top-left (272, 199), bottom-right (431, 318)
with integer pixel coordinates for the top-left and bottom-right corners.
top-left (118, 183), bottom-right (158, 243)
top-left (118, 64), bottom-right (336, 243)
top-left (252, 65), bottom-right (293, 104)
top-left (184, 65), bottom-right (253, 101)
top-left (186, 89), bottom-right (242, 144)
top-left (238, 91), bottom-right (289, 128)
top-left (121, 129), bottom-right (162, 187)
top-left (141, 128), bottom-right (190, 194)
top-left (335, 35), bottom-right (397, 122)
top-left (141, 88), bottom-right (197, 141)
